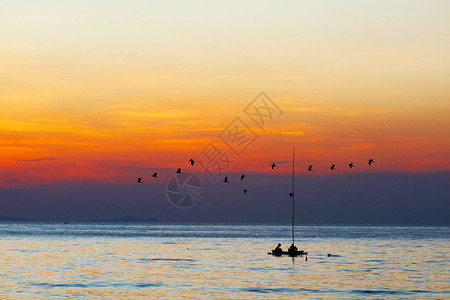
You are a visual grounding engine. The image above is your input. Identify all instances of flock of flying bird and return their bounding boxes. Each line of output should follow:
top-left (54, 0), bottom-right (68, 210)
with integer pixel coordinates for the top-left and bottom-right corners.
top-left (307, 158), bottom-right (373, 172)
top-left (136, 158), bottom-right (375, 195)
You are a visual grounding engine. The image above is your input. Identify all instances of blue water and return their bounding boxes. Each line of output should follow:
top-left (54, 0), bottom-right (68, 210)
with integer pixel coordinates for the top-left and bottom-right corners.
top-left (0, 223), bottom-right (448, 299)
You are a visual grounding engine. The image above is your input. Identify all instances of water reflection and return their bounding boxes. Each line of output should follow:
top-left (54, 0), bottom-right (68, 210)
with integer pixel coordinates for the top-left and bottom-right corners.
top-left (0, 223), bottom-right (448, 299)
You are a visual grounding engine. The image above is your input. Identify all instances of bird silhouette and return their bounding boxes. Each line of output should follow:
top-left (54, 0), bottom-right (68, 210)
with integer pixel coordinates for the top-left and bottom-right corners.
top-left (243, 189), bottom-right (248, 194)
top-left (241, 174), bottom-right (246, 181)
top-left (176, 168), bottom-right (182, 174)
top-left (289, 192), bottom-right (294, 198)
top-left (330, 164), bottom-right (336, 171)
top-left (307, 165), bottom-right (313, 171)
top-left (349, 163), bottom-right (354, 169)
top-left (224, 176), bottom-right (229, 183)
top-left (136, 177), bottom-right (142, 183)
top-left (271, 163), bottom-right (276, 169)
top-left (368, 159), bottom-right (374, 166)
top-left (189, 159), bottom-right (195, 166)
top-left (152, 172), bottom-right (159, 178)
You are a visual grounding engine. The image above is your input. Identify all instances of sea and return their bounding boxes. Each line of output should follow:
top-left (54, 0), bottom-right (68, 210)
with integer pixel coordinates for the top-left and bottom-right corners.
top-left (0, 223), bottom-right (448, 299)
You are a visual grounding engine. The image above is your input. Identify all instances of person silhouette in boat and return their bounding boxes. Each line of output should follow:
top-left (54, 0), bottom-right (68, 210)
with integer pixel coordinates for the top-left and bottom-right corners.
top-left (288, 243), bottom-right (298, 255)
top-left (273, 243), bottom-right (282, 254)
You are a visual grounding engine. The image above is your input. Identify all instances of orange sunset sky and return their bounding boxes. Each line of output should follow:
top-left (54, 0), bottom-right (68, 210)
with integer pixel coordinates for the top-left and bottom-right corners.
top-left (1, 0), bottom-right (449, 187)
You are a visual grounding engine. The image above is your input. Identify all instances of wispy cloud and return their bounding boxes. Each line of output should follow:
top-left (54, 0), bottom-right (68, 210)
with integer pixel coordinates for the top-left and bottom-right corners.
top-left (17, 157), bottom-right (56, 162)
top-left (279, 130), bottom-right (305, 136)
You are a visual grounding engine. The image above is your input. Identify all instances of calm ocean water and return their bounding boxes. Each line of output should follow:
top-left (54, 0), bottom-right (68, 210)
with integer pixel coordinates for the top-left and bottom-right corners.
top-left (0, 223), bottom-right (448, 299)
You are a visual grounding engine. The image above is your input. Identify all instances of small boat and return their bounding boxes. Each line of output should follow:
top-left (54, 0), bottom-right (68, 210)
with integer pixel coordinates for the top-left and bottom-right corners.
top-left (269, 147), bottom-right (307, 257)
top-left (267, 250), bottom-right (308, 257)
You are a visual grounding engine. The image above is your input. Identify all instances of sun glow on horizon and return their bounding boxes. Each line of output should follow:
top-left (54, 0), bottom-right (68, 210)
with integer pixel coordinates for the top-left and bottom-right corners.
top-left (1, 0), bottom-right (449, 187)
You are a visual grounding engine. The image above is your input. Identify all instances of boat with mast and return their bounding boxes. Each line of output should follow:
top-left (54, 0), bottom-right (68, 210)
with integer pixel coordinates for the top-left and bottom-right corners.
top-left (268, 146), bottom-right (308, 257)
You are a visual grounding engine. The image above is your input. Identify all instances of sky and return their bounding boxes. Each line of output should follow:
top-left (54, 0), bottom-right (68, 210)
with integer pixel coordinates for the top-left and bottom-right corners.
top-left (0, 1), bottom-right (449, 223)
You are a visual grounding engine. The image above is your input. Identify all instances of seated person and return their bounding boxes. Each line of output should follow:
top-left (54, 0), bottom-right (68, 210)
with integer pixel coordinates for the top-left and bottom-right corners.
top-left (288, 243), bottom-right (298, 254)
top-left (273, 243), bottom-right (282, 254)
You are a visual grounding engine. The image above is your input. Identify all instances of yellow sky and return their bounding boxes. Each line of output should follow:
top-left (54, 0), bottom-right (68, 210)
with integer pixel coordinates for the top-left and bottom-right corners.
top-left (1, 0), bottom-right (449, 185)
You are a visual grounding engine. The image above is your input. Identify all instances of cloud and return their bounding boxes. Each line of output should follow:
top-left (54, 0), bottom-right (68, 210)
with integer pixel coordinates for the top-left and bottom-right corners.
top-left (16, 157), bottom-right (56, 162)
top-left (1, 171), bottom-right (448, 224)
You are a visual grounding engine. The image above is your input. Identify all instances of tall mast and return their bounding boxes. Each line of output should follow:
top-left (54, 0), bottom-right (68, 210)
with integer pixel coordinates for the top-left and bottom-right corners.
top-left (292, 146), bottom-right (295, 245)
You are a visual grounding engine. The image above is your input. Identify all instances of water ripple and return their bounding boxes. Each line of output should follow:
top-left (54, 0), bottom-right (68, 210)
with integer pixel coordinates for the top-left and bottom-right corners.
top-left (0, 223), bottom-right (447, 299)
